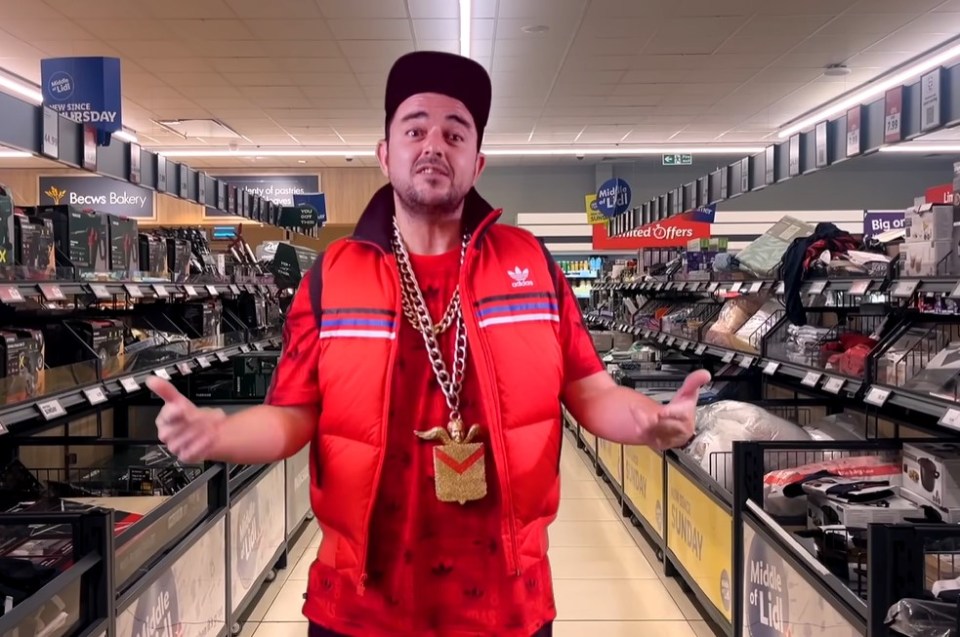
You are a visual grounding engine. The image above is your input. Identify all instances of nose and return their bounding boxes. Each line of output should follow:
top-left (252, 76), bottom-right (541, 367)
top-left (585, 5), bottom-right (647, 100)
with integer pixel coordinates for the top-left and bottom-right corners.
top-left (421, 126), bottom-right (446, 158)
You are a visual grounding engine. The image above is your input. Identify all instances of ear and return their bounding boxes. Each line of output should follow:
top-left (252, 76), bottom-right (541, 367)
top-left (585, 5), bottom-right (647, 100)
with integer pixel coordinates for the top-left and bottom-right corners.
top-left (376, 139), bottom-right (389, 178)
top-left (474, 152), bottom-right (487, 182)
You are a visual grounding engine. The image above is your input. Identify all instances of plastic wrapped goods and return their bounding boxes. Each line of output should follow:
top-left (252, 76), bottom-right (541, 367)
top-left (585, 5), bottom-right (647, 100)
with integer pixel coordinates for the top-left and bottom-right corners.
top-left (685, 400), bottom-right (811, 491)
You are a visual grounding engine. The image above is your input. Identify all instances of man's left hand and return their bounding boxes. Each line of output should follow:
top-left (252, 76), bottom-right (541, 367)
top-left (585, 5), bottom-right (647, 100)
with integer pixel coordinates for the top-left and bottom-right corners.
top-left (642, 369), bottom-right (711, 451)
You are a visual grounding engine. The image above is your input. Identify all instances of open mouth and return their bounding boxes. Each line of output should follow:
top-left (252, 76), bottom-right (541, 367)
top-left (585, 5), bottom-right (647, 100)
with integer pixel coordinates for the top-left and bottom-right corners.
top-left (416, 165), bottom-right (450, 177)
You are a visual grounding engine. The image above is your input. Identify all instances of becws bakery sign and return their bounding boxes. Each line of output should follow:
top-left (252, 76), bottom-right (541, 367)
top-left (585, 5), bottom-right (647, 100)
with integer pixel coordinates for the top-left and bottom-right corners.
top-left (39, 176), bottom-right (154, 218)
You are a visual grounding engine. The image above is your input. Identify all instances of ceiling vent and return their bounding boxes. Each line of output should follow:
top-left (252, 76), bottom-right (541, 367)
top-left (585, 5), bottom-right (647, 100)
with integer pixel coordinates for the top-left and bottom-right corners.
top-left (155, 119), bottom-right (241, 139)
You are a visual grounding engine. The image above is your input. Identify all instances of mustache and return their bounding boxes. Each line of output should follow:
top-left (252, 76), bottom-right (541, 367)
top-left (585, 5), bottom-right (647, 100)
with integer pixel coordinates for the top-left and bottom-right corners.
top-left (413, 158), bottom-right (451, 175)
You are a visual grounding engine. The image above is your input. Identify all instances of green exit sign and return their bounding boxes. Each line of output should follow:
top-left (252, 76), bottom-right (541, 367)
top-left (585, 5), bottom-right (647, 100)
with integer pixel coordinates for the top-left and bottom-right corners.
top-left (662, 154), bottom-right (693, 166)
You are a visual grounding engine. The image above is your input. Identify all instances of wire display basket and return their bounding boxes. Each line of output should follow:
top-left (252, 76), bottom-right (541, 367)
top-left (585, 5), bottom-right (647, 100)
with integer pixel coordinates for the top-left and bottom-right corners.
top-left (872, 320), bottom-right (960, 401)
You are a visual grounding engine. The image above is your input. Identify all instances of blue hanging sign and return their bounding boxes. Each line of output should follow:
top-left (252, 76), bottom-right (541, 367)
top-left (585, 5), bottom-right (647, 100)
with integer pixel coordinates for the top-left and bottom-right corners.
top-left (595, 178), bottom-right (632, 217)
top-left (292, 193), bottom-right (327, 225)
top-left (41, 57), bottom-right (122, 145)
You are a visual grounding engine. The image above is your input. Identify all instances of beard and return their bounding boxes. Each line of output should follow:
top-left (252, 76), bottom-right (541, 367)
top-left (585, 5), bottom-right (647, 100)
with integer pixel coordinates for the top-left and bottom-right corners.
top-left (392, 159), bottom-right (469, 218)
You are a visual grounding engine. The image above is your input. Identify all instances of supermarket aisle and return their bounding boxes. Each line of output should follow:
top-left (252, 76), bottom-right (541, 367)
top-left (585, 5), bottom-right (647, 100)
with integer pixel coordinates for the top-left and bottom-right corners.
top-left (241, 434), bottom-right (720, 636)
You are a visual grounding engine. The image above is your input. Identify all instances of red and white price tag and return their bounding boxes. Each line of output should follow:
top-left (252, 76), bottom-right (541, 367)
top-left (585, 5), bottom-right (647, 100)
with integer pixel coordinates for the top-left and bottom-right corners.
top-left (39, 284), bottom-right (65, 302)
top-left (0, 286), bottom-right (24, 304)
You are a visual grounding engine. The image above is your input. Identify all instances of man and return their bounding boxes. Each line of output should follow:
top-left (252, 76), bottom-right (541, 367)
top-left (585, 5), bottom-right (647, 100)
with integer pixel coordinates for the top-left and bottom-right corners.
top-left (147, 51), bottom-right (709, 637)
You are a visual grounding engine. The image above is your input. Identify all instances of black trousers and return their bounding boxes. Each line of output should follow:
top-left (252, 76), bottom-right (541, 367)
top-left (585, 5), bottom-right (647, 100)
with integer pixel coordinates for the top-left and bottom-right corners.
top-left (309, 622), bottom-right (553, 637)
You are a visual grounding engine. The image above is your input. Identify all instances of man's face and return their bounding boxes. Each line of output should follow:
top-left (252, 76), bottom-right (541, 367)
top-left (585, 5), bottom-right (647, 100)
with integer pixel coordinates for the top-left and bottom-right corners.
top-left (378, 92), bottom-right (486, 217)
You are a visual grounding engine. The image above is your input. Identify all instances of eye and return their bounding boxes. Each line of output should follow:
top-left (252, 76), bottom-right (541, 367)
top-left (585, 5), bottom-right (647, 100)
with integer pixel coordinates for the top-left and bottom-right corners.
top-left (447, 132), bottom-right (464, 143)
top-left (406, 128), bottom-right (423, 138)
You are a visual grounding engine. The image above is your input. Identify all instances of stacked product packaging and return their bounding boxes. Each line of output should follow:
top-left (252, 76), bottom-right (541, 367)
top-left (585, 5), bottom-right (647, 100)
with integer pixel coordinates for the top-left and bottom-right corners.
top-left (902, 203), bottom-right (960, 276)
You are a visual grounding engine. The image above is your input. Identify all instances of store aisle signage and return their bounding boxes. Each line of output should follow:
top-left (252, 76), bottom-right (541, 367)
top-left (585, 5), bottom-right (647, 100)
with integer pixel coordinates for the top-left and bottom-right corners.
top-left (584, 193), bottom-right (605, 225)
top-left (292, 192), bottom-right (328, 226)
top-left (885, 86), bottom-right (904, 144)
top-left (921, 67), bottom-right (943, 132)
top-left (40, 57), bottom-right (122, 143)
top-left (624, 203), bottom-right (716, 248)
top-left (595, 178), bottom-right (632, 217)
top-left (597, 439), bottom-right (622, 485)
top-left (39, 176), bottom-right (154, 218)
top-left (231, 463), bottom-right (285, 613)
top-left (662, 153), bottom-right (693, 166)
top-left (623, 445), bottom-right (664, 540)
top-left (205, 175), bottom-right (319, 217)
top-left (846, 106), bottom-right (862, 158)
top-left (667, 463), bottom-right (733, 622)
top-left (742, 521), bottom-right (861, 637)
top-left (863, 210), bottom-right (905, 243)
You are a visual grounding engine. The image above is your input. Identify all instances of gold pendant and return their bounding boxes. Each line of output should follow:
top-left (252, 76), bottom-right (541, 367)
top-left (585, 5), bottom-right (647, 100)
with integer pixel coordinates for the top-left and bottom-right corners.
top-left (416, 422), bottom-right (487, 505)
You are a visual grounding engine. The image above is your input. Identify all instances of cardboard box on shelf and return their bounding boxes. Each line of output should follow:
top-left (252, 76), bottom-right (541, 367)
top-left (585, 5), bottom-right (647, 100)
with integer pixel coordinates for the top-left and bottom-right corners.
top-left (109, 216), bottom-right (139, 273)
top-left (902, 442), bottom-right (960, 509)
top-left (806, 492), bottom-right (920, 528)
top-left (906, 204), bottom-right (957, 243)
top-left (903, 239), bottom-right (957, 276)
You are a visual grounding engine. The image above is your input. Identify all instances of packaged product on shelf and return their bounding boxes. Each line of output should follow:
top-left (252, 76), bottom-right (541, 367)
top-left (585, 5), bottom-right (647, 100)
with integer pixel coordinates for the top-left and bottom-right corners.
top-left (877, 327), bottom-right (950, 387)
top-left (233, 351), bottom-right (279, 399)
top-left (903, 239), bottom-right (957, 276)
top-left (732, 298), bottom-right (783, 352)
top-left (735, 215), bottom-right (814, 277)
top-left (34, 205), bottom-right (109, 273)
top-left (165, 237), bottom-right (192, 279)
top-left (685, 400), bottom-right (811, 491)
top-left (108, 216), bottom-right (139, 273)
top-left (904, 341), bottom-right (960, 401)
top-left (14, 214), bottom-right (55, 277)
top-left (901, 442), bottom-right (960, 509)
top-left (703, 296), bottom-right (766, 350)
top-left (905, 203), bottom-right (957, 243)
top-left (763, 454), bottom-right (900, 517)
top-left (0, 185), bottom-right (15, 271)
top-left (802, 477), bottom-right (920, 527)
top-left (138, 233), bottom-right (167, 275)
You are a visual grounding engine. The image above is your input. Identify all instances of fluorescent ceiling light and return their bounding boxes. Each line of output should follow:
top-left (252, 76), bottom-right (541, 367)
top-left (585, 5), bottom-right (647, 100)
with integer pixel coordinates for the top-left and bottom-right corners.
top-left (878, 144), bottom-right (960, 153)
top-left (154, 145), bottom-right (763, 158)
top-left (0, 75), bottom-right (42, 104)
top-left (0, 150), bottom-right (33, 158)
top-left (779, 40), bottom-right (960, 139)
top-left (113, 129), bottom-right (138, 144)
top-left (460, 0), bottom-right (471, 58)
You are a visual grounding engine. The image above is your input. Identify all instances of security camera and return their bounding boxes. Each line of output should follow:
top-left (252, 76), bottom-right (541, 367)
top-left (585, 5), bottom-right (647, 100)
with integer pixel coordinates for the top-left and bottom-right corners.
top-left (576, 154), bottom-right (584, 161)
top-left (345, 156), bottom-right (354, 162)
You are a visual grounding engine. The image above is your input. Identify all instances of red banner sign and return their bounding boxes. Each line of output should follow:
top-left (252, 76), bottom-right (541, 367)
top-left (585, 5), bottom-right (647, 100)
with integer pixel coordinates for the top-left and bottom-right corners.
top-left (593, 213), bottom-right (712, 250)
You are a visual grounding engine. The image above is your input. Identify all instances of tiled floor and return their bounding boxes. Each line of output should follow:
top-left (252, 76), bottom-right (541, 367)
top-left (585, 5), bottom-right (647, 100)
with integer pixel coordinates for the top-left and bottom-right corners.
top-left (240, 434), bottom-right (721, 636)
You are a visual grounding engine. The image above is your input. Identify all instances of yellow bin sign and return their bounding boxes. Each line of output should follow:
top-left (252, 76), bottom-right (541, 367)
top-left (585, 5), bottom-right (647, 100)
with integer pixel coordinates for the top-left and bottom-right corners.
top-left (667, 463), bottom-right (733, 623)
top-left (597, 439), bottom-right (622, 485)
top-left (623, 445), bottom-right (664, 540)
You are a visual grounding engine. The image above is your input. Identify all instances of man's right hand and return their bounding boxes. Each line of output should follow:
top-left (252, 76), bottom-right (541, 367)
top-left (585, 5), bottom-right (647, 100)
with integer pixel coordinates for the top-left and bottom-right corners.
top-left (147, 376), bottom-right (227, 463)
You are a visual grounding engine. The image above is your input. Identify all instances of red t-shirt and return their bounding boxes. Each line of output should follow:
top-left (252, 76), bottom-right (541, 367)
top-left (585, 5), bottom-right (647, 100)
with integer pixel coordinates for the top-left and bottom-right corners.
top-left (268, 247), bottom-right (603, 637)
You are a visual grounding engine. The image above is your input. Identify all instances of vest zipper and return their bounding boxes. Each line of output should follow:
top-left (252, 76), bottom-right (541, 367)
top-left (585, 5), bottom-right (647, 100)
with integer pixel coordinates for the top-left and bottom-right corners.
top-left (460, 250), bottom-right (522, 577)
top-left (355, 251), bottom-right (400, 594)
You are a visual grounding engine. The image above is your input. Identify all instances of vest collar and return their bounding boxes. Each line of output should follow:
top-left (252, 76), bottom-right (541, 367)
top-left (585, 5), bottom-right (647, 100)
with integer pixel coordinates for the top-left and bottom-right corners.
top-left (351, 184), bottom-right (501, 252)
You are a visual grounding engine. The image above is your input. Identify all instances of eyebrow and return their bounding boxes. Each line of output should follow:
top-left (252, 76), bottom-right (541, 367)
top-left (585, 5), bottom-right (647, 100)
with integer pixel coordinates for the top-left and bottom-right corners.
top-left (399, 110), bottom-right (473, 129)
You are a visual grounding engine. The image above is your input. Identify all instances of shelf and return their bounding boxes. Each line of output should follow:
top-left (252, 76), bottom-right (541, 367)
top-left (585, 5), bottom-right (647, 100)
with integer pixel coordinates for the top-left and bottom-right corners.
top-left (0, 332), bottom-right (281, 436)
top-left (0, 280), bottom-right (279, 305)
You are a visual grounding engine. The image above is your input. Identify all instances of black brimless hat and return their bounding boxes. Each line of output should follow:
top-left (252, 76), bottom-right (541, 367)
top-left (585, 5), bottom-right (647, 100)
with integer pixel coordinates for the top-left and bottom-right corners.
top-left (384, 51), bottom-right (492, 147)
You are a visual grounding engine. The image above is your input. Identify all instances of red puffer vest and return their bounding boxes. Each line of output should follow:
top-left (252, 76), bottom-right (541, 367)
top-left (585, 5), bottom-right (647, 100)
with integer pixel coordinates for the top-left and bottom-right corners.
top-left (304, 185), bottom-right (565, 595)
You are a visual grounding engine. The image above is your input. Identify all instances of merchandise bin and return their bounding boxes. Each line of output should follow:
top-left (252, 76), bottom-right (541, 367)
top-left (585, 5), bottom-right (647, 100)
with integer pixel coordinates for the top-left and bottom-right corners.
top-left (869, 524), bottom-right (960, 636)
top-left (729, 438), bottom-right (960, 637)
top-left (0, 508), bottom-right (113, 637)
top-left (227, 462), bottom-right (287, 635)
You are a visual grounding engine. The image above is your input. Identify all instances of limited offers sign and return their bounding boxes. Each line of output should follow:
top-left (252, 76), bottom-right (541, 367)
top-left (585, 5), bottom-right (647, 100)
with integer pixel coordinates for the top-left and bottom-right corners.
top-left (39, 176), bottom-right (154, 218)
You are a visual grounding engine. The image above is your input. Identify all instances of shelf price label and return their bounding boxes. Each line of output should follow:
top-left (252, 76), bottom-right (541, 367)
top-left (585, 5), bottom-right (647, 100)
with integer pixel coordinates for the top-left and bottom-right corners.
top-left (36, 399), bottom-right (66, 421)
top-left (124, 283), bottom-right (144, 299)
top-left (153, 368), bottom-right (171, 380)
top-left (774, 281), bottom-right (786, 295)
top-left (763, 361), bottom-right (780, 376)
top-left (747, 281), bottom-right (763, 294)
top-left (239, 344), bottom-right (252, 353)
top-left (892, 280), bottom-right (920, 298)
top-left (939, 408), bottom-right (960, 430)
top-left (694, 344), bottom-right (707, 356)
top-left (721, 351), bottom-right (735, 364)
top-left (229, 284), bottom-right (242, 296)
top-left (39, 283), bottom-right (65, 302)
top-left (184, 285), bottom-right (199, 298)
top-left (688, 282), bottom-right (701, 291)
top-left (83, 386), bottom-right (108, 406)
top-left (176, 362), bottom-right (192, 376)
top-left (0, 286), bottom-right (24, 304)
top-left (216, 351), bottom-right (230, 363)
top-left (196, 355), bottom-right (212, 369)
top-left (253, 341), bottom-right (265, 351)
top-left (865, 386), bottom-right (891, 407)
top-left (666, 336), bottom-right (676, 347)
top-left (643, 329), bottom-right (652, 338)
top-left (739, 355), bottom-right (754, 369)
top-left (808, 280), bottom-right (827, 296)
top-left (950, 281), bottom-right (960, 300)
top-left (823, 377), bottom-right (845, 394)
top-left (707, 282), bottom-right (719, 292)
top-left (728, 281), bottom-right (742, 293)
top-left (120, 377), bottom-right (140, 393)
top-left (801, 371), bottom-right (822, 388)
top-left (152, 284), bottom-right (169, 298)
top-left (849, 280), bottom-right (871, 296)
top-left (206, 284), bottom-right (220, 297)
top-left (88, 284), bottom-right (111, 300)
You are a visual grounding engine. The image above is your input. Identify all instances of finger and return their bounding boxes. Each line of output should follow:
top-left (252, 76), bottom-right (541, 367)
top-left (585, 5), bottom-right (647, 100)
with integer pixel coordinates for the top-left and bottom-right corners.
top-left (674, 369), bottom-right (712, 400)
top-left (146, 376), bottom-right (190, 406)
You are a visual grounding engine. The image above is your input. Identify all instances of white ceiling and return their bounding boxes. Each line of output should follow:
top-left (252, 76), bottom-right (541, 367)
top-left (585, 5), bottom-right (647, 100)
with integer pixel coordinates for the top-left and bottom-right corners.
top-left (0, 0), bottom-right (959, 167)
